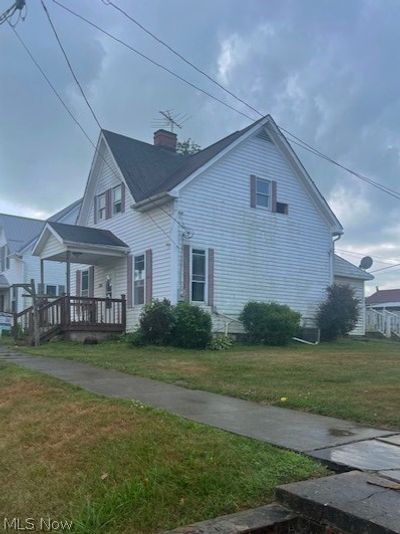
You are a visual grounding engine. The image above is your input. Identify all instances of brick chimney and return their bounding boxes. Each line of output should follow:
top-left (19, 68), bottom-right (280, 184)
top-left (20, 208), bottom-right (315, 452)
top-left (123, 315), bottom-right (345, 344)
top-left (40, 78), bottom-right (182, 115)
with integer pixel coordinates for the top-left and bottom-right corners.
top-left (153, 129), bottom-right (177, 151)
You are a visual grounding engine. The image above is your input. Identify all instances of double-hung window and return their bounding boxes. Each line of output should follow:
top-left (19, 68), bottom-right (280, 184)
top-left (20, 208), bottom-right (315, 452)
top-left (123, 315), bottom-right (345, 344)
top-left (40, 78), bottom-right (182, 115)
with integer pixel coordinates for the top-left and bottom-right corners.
top-left (113, 185), bottom-right (122, 214)
top-left (134, 254), bottom-right (145, 305)
top-left (81, 270), bottom-right (89, 297)
top-left (191, 249), bottom-right (206, 302)
top-left (97, 192), bottom-right (106, 221)
top-left (256, 177), bottom-right (270, 208)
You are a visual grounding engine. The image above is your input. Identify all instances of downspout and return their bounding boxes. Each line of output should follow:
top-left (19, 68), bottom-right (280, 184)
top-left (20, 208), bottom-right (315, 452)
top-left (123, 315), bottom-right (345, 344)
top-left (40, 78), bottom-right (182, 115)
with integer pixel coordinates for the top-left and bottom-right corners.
top-left (293, 232), bottom-right (342, 346)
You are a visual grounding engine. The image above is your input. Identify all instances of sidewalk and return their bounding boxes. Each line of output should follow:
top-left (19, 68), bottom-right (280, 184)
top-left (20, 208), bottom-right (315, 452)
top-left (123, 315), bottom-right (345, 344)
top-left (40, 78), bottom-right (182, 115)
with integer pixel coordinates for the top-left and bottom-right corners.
top-left (1, 346), bottom-right (398, 472)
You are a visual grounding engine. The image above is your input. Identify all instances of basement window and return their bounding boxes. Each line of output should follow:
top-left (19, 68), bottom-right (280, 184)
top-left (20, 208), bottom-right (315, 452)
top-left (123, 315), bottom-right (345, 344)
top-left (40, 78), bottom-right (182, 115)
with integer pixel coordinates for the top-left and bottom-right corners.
top-left (113, 185), bottom-right (122, 214)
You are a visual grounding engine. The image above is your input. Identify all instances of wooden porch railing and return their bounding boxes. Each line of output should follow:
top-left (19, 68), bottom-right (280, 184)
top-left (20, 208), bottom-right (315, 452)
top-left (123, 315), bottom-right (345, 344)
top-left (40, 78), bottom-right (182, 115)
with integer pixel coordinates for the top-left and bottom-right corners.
top-left (13, 295), bottom-right (126, 343)
top-left (366, 307), bottom-right (400, 338)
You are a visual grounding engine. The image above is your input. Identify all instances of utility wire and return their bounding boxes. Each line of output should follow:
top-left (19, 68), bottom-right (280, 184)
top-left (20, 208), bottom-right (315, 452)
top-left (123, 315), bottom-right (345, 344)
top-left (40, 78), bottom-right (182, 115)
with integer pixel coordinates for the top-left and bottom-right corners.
top-left (100, 0), bottom-right (262, 119)
top-left (371, 263), bottom-right (400, 274)
top-left (335, 248), bottom-right (398, 266)
top-left (11, 20), bottom-right (179, 249)
top-left (52, 0), bottom-right (256, 122)
top-left (96, 0), bottom-right (400, 202)
top-left (41, 0), bottom-right (185, 243)
top-left (41, 0), bottom-right (101, 129)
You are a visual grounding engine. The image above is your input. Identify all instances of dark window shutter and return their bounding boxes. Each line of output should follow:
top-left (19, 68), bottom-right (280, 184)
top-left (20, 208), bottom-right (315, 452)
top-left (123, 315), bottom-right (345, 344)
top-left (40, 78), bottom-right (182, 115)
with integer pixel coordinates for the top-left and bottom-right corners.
top-left (76, 270), bottom-right (81, 296)
top-left (127, 254), bottom-right (133, 308)
top-left (93, 196), bottom-right (97, 224)
top-left (88, 266), bottom-right (95, 297)
top-left (250, 175), bottom-right (257, 208)
top-left (271, 181), bottom-right (277, 212)
top-left (182, 244), bottom-right (190, 301)
top-left (106, 188), bottom-right (112, 219)
top-left (207, 248), bottom-right (215, 308)
top-left (145, 249), bottom-right (153, 303)
top-left (121, 182), bottom-right (126, 213)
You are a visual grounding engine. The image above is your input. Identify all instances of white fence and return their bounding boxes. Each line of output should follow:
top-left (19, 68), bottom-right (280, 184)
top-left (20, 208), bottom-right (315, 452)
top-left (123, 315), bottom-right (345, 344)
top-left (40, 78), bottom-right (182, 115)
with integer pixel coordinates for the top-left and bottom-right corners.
top-left (366, 308), bottom-right (400, 338)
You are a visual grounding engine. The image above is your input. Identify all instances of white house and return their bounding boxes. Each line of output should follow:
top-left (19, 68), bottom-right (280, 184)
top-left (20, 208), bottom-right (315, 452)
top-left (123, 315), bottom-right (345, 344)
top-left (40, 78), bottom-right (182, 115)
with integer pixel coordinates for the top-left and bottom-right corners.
top-left (32, 115), bottom-right (372, 337)
top-left (0, 199), bottom-right (81, 313)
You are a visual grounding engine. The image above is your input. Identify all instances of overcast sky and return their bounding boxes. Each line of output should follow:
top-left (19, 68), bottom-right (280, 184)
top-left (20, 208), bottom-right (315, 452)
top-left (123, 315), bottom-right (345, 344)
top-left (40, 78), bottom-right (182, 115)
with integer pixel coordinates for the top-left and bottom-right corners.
top-left (1, 0), bottom-right (399, 292)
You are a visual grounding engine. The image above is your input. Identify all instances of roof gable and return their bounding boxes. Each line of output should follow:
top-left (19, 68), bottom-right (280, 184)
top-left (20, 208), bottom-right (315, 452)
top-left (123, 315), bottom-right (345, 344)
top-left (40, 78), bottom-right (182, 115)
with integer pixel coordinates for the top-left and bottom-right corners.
top-left (334, 254), bottom-right (374, 280)
top-left (0, 213), bottom-right (45, 253)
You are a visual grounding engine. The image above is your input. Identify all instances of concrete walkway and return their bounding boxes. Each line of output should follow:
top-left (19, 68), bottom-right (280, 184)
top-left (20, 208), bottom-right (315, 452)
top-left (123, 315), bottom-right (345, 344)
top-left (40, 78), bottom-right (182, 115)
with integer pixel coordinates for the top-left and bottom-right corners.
top-left (0, 346), bottom-right (395, 464)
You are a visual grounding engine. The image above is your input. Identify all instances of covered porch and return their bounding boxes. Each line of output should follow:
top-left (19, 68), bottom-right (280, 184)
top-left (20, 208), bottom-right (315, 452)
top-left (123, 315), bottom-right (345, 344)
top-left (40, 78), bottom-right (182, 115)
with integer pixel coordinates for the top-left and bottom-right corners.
top-left (24, 221), bottom-right (130, 342)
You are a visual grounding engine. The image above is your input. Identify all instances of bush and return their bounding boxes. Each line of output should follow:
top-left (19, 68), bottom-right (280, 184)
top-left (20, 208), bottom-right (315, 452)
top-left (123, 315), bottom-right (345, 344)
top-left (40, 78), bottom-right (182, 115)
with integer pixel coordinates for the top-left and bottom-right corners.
top-left (208, 335), bottom-right (233, 351)
top-left (171, 302), bottom-right (212, 349)
top-left (317, 284), bottom-right (359, 341)
top-left (239, 301), bottom-right (301, 346)
top-left (139, 299), bottom-right (175, 345)
top-left (125, 329), bottom-right (146, 347)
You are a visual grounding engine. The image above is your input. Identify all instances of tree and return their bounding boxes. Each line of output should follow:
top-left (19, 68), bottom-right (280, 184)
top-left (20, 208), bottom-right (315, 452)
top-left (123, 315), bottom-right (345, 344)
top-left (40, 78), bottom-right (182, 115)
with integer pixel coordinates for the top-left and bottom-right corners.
top-left (317, 284), bottom-right (359, 341)
top-left (176, 138), bottom-right (201, 155)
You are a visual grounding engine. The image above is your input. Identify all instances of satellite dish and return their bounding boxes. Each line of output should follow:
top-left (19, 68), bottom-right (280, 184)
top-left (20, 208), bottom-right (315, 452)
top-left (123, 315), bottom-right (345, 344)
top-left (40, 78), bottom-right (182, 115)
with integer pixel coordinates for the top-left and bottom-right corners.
top-left (359, 256), bottom-right (373, 270)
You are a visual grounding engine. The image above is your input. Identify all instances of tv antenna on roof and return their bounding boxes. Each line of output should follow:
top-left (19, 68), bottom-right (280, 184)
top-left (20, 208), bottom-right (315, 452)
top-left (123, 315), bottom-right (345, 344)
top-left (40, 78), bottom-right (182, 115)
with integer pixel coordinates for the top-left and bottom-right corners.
top-left (151, 110), bottom-right (190, 133)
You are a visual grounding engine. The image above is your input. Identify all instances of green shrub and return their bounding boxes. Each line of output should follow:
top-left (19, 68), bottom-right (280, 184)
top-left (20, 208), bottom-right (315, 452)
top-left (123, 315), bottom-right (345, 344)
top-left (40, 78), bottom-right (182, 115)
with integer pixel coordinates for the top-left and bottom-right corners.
top-left (317, 284), bottom-right (359, 341)
top-left (171, 302), bottom-right (212, 349)
top-left (239, 301), bottom-right (301, 346)
top-left (139, 299), bottom-right (175, 345)
top-left (125, 329), bottom-right (146, 347)
top-left (207, 335), bottom-right (233, 350)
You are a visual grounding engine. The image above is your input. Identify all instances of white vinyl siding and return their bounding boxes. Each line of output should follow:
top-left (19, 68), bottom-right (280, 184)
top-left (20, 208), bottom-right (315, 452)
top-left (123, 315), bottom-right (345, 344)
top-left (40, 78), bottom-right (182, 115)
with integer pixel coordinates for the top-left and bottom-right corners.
top-left (77, 140), bottom-right (173, 330)
top-left (334, 276), bottom-right (366, 335)
top-left (177, 133), bottom-right (334, 322)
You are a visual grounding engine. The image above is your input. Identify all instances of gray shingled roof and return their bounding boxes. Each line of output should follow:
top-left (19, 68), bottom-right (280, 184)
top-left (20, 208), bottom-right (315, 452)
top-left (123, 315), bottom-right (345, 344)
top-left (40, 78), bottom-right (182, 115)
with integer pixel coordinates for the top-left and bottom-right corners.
top-left (102, 118), bottom-right (264, 202)
top-left (334, 254), bottom-right (374, 280)
top-left (0, 213), bottom-right (45, 253)
top-left (49, 222), bottom-right (128, 248)
top-left (0, 274), bottom-right (9, 288)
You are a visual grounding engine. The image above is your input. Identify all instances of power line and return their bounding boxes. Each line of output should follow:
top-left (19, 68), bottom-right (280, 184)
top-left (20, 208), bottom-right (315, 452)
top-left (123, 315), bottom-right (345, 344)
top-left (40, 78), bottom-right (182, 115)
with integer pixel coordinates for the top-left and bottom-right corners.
top-left (40, 0), bottom-right (101, 129)
top-left (371, 263), bottom-right (400, 274)
top-left (0, 0), bottom-right (26, 26)
top-left (100, 0), bottom-right (262, 119)
top-left (96, 0), bottom-right (400, 203)
top-left (52, 0), bottom-right (256, 123)
top-left (11, 20), bottom-right (179, 249)
top-left (335, 249), bottom-right (395, 266)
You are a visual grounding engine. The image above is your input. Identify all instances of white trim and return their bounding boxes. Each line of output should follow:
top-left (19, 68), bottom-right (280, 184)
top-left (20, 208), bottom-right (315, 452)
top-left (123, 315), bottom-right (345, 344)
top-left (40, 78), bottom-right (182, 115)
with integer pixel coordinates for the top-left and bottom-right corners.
top-left (133, 252), bottom-right (146, 306)
top-left (190, 246), bottom-right (208, 304)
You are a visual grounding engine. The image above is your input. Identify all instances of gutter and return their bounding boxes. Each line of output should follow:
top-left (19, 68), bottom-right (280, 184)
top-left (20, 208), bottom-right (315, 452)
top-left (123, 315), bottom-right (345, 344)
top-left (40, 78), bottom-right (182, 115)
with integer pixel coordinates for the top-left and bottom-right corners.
top-left (132, 192), bottom-right (177, 212)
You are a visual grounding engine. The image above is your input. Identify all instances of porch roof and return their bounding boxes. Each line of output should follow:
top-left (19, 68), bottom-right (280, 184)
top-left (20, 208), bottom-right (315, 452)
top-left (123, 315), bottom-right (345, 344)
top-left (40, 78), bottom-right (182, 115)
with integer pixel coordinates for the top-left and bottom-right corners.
top-left (32, 222), bottom-right (129, 265)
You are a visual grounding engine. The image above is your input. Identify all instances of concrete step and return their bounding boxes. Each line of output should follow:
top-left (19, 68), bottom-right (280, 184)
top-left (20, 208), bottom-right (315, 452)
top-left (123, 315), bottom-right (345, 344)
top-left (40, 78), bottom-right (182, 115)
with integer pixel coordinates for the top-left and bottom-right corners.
top-left (276, 470), bottom-right (400, 534)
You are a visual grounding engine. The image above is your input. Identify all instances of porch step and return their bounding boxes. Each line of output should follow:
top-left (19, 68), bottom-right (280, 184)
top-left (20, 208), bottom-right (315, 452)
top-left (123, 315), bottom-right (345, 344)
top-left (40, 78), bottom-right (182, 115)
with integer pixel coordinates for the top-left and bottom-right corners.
top-left (276, 470), bottom-right (400, 533)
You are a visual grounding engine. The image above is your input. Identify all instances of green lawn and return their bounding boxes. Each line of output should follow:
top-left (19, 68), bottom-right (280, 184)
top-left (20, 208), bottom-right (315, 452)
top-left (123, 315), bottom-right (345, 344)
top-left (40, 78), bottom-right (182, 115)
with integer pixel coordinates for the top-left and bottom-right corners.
top-left (7, 336), bottom-right (400, 429)
top-left (0, 361), bottom-right (324, 534)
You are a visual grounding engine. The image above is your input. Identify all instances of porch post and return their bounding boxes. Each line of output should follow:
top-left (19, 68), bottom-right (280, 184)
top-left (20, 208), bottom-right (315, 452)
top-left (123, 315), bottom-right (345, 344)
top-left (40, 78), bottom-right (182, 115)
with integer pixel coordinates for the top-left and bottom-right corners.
top-left (66, 251), bottom-right (71, 296)
top-left (40, 259), bottom-right (44, 288)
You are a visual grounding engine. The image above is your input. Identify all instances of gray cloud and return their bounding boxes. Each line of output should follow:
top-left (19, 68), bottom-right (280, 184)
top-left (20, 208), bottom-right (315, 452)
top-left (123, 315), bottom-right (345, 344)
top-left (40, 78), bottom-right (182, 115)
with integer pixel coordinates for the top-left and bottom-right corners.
top-left (1, 0), bottom-right (399, 290)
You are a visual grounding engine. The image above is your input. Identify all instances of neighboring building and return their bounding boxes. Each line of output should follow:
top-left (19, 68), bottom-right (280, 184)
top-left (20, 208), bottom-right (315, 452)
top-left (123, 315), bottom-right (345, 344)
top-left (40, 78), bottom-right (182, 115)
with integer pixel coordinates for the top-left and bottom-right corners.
top-left (0, 199), bottom-right (81, 313)
top-left (366, 289), bottom-right (400, 312)
top-left (33, 115), bottom-right (373, 335)
top-left (333, 254), bottom-right (374, 335)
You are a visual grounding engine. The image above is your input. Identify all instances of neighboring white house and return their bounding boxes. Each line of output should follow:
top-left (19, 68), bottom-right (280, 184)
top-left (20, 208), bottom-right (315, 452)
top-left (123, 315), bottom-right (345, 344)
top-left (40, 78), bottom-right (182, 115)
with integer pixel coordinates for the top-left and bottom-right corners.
top-left (32, 115), bottom-right (373, 335)
top-left (0, 199), bottom-right (81, 313)
top-left (366, 289), bottom-right (400, 313)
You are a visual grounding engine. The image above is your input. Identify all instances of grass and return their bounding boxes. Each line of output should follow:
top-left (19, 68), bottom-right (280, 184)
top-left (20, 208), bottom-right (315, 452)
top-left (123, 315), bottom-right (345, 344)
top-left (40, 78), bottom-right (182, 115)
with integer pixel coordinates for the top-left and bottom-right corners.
top-left (5, 336), bottom-right (400, 429)
top-left (0, 361), bottom-right (324, 534)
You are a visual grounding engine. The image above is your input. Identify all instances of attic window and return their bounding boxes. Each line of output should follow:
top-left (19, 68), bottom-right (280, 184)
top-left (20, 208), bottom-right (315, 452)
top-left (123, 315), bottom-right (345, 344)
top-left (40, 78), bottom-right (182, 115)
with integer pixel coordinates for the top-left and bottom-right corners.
top-left (276, 202), bottom-right (288, 215)
top-left (113, 185), bottom-right (122, 214)
top-left (256, 178), bottom-right (270, 209)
